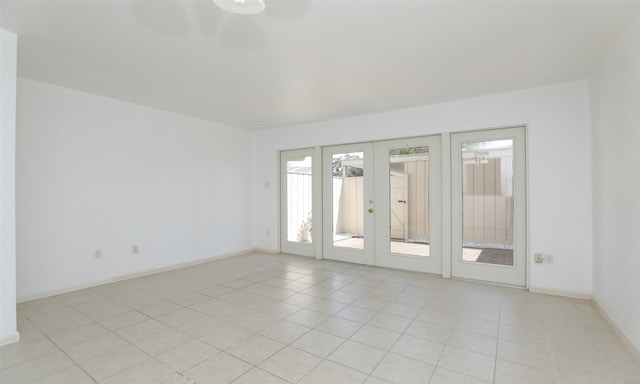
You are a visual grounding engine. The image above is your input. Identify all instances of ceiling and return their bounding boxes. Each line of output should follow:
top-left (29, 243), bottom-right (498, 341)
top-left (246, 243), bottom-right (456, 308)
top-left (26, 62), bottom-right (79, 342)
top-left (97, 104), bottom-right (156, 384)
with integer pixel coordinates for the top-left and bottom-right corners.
top-left (2, 1), bottom-right (639, 131)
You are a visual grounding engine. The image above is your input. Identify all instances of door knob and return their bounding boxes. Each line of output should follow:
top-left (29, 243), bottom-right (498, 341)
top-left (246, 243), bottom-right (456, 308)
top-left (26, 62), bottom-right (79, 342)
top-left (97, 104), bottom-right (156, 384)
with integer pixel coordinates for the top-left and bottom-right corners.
top-left (368, 208), bottom-right (374, 213)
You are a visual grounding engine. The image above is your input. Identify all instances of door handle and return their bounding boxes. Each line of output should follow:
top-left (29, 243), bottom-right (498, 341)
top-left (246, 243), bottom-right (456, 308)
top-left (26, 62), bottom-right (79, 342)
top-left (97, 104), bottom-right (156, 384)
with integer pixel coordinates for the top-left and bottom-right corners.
top-left (397, 200), bottom-right (406, 204)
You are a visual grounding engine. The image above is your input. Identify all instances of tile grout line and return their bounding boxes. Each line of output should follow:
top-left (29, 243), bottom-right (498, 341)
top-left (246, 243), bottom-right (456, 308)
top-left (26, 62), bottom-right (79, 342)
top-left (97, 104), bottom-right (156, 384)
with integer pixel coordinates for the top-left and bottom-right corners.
top-left (493, 299), bottom-right (502, 384)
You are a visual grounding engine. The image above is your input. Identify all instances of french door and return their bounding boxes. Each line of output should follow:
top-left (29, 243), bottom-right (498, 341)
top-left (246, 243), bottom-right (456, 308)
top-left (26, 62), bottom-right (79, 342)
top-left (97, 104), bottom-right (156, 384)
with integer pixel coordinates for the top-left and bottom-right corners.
top-left (281, 127), bottom-right (527, 286)
top-left (321, 139), bottom-right (442, 275)
top-left (322, 143), bottom-right (375, 265)
top-left (451, 127), bottom-right (527, 286)
top-left (280, 148), bottom-right (317, 257)
top-left (373, 137), bottom-right (441, 274)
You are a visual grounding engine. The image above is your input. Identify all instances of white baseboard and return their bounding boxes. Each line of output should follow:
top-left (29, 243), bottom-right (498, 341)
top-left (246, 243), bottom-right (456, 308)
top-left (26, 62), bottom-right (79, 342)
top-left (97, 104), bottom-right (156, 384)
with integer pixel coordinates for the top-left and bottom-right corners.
top-left (528, 286), bottom-right (593, 300)
top-left (593, 299), bottom-right (640, 363)
top-left (17, 249), bottom-right (256, 303)
top-left (254, 248), bottom-right (280, 255)
top-left (112, 249), bottom-right (253, 282)
top-left (1, 331), bottom-right (20, 346)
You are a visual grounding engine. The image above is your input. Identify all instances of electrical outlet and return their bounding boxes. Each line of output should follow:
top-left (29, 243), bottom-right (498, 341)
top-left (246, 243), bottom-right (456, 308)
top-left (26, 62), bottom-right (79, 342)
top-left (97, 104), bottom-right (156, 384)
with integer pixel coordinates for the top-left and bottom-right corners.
top-left (534, 253), bottom-right (544, 263)
top-left (94, 249), bottom-right (102, 259)
top-left (132, 245), bottom-right (140, 254)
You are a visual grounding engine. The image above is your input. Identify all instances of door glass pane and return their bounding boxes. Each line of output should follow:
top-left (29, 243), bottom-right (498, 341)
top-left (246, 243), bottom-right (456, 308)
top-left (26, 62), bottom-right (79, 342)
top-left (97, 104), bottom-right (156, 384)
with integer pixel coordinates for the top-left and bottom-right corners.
top-left (461, 140), bottom-right (514, 265)
top-left (389, 146), bottom-right (430, 257)
top-left (286, 156), bottom-right (312, 243)
top-left (332, 152), bottom-right (364, 249)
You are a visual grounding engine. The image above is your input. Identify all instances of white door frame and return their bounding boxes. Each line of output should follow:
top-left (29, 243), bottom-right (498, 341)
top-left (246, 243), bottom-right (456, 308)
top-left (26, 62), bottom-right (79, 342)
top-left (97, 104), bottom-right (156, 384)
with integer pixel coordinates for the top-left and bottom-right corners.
top-left (322, 143), bottom-right (375, 265)
top-left (374, 136), bottom-right (442, 274)
top-left (280, 148), bottom-right (317, 257)
top-left (450, 127), bottom-right (527, 287)
top-left (280, 128), bottom-right (527, 288)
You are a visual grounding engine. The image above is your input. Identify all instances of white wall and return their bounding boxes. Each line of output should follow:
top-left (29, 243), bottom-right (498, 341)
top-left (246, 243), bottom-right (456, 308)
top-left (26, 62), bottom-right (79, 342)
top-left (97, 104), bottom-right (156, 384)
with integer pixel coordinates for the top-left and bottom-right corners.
top-left (16, 78), bottom-right (254, 301)
top-left (1, 30), bottom-right (19, 345)
top-left (591, 14), bottom-right (640, 352)
top-left (254, 81), bottom-right (593, 296)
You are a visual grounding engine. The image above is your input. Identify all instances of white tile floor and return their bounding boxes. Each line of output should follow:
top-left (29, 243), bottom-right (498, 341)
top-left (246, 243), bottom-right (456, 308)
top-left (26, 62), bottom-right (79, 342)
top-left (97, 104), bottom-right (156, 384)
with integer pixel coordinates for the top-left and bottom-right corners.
top-left (2, 252), bottom-right (639, 384)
